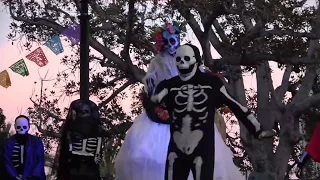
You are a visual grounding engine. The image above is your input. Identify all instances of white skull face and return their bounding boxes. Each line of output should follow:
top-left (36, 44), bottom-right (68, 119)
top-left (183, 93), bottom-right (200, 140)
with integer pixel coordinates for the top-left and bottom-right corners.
top-left (163, 31), bottom-right (180, 55)
top-left (175, 45), bottom-right (198, 81)
top-left (15, 117), bottom-right (30, 135)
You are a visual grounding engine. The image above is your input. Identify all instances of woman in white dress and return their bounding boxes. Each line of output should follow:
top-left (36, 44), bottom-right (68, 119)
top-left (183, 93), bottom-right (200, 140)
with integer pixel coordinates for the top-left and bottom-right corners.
top-left (114, 22), bottom-right (245, 180)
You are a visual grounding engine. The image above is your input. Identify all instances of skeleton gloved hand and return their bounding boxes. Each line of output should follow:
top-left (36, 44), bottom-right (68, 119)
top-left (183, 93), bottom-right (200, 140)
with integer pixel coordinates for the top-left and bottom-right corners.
top-left (143, 72), bottom-right (157, 96)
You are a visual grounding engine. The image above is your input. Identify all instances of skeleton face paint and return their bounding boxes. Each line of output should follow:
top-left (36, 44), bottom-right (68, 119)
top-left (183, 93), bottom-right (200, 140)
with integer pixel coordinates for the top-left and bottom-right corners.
top-left (175, 45), bottom-right (199, 81)
top-left (15, 117), bottom-right (30, 135)
top-left (154, 22), bottom-right (181, 55)
top-left (162, 31), bottom-right (180, 55)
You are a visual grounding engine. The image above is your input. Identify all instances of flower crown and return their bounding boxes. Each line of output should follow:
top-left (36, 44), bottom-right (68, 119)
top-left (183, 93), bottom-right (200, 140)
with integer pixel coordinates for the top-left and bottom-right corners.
top-left (154, 22), bottom-right (180, 52)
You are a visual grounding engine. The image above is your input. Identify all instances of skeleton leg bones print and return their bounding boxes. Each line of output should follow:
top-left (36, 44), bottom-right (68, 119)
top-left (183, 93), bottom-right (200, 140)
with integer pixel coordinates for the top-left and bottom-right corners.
top-left (152, 44), bottom-right (276, 180)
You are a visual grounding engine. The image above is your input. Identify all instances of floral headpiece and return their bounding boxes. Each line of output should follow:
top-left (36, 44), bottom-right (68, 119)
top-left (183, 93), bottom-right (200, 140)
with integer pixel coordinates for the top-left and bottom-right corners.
top-left (154, 22), bottom-right (180, 52)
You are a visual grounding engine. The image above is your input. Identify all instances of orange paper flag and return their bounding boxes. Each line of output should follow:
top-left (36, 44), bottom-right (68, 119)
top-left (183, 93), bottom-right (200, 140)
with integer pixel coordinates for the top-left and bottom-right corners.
top-left (0, 70), bottom-right (11, 88)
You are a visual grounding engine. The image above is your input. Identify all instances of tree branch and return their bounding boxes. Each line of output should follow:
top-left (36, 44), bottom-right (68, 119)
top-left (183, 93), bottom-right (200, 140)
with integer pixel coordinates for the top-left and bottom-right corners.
top-left (261, 29), bottom-right (320, 39)
top-left (9, 1), bottom-right (146, 82)
top-left (264, 62), bottom-right (285, 109)
top-left (120, 0), bottom-right (136, 64)
top-left (212, 53), bottom-right (320, 68)
top-left (276, 65), bottom-right (293, 102)
top-left (98, 80), bottom-right (133, 108)
top-left (29, 98), bottom-right (62, 120)
top-left (296, 93), bottom-right (320, 112)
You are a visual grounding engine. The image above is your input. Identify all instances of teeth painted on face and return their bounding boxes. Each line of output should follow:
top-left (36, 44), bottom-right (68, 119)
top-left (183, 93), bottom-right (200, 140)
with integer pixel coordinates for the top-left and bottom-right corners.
top-left (163, 32), bottom-right (180, 55)
top-left (15, 117), bottom-right (30, 135)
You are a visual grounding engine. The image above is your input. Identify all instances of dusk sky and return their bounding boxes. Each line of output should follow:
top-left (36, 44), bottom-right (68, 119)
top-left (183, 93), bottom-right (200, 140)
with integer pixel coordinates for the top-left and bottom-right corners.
top-left (3, 0), bottom-right (316, 124)
top-left (0, 4), bottom-right (77, 124)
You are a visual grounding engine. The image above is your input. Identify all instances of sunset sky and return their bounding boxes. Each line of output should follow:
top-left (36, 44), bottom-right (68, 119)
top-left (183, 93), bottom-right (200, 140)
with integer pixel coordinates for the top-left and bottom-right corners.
top-left (1, 0), bottom-right (317, 124)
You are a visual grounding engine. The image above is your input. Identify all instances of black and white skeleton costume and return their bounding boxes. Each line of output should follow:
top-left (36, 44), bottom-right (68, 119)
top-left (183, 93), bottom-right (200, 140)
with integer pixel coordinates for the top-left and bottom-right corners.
top-left (152, 44), bottom-right (275, 180)
top-left (11, 118), bottom-right (29, 175)
top-left (2, 115), bottom-right (46, 180)
top-left (57, 99), bottom-right (103, 180)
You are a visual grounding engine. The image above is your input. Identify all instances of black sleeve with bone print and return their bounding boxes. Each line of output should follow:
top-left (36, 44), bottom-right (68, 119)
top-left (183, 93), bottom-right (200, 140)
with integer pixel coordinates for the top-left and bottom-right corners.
top-left (153, 73), bottom-right (262, 137)
top-left (212, 75), bottom-right (262, 136)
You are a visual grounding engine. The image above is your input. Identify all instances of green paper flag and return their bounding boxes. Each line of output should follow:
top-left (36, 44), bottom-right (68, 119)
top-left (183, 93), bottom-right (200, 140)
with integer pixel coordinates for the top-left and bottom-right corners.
top-left (9, 59), bottom-right (29, 77)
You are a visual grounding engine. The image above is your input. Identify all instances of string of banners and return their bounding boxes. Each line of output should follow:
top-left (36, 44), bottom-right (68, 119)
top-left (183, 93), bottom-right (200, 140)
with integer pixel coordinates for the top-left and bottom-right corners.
top-left (0, 24), bottom-right (80, 88)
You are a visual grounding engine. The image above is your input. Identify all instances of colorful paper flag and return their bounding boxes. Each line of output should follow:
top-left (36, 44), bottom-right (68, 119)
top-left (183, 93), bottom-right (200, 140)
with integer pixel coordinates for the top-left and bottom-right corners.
top-left (9, 59), bottom-right (29, 77)
top-left (26, 47), bottom-right (48, 67)
top-left (0, 70), bottom-right (11, 88)
top-left (44, 35), bottom-right (64, 55)
top-left (61, 24), bottom-right (80, 45)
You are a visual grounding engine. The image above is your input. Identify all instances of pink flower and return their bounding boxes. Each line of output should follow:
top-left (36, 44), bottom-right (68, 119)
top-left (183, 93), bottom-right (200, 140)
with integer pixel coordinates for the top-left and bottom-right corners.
top-left (168, 26), bottom-right (175, 34)
top-left (155, 33), bottom-right (162, 41)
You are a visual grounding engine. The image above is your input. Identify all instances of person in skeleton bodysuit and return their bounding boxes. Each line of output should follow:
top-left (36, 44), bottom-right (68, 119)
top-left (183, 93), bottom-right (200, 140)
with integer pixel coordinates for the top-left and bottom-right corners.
top-left (115, 22), bottom-right (246, 180)
top-left (56, 99), bottom-right (103, 180)
top-left (2, 115), bottom-right (45, 180)
top-left (152, 44), bottom-right (276, 180)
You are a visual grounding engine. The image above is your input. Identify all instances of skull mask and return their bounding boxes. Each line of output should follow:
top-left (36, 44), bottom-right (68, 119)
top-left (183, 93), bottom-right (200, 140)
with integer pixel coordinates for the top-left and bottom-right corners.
top-left (175, 44), bottom-right (202, 81)
top-left (15, 116), bottom-right (30, 135)
top-left (162, 30), bottom-right (180, 55)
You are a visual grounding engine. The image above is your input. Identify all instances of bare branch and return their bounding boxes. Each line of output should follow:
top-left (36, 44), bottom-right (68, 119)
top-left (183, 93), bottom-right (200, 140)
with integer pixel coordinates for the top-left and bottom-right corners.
top-left (261, 29), bottom-right (319, 39)
top-left (9, 1), bottom-right (146, 82)
top-left (291, 39), bottom-right (320, 102)
top-left (296, 93), bottom-right (320, 112)
top-left (263, 62), bottom-right (285, 109)
top-left (276, 65), bottom-right (293, 102)
top-left (100, 77), bottom-right (124, 89)
top-left (31, 122), bottom-right (61, 138)
top-left (212, 19), bottom-right (230, 44)
top-left (44, 3), bottom-right (76, 23)
top-left (98, 80), bottom-right (133, 108)
top-left (89, 1), bottom-right (107, 19)
top-left (212, 53), bottom-right (320, 68)
top-left (120, 0), bottom-right (136, 64)
top-left (29, 98), bottom-right (62, 121)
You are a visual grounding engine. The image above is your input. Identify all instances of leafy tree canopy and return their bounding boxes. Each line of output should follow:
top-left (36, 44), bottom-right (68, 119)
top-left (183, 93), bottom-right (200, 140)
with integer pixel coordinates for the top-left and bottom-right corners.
top-left (3, 0), bottom-right (320, 179)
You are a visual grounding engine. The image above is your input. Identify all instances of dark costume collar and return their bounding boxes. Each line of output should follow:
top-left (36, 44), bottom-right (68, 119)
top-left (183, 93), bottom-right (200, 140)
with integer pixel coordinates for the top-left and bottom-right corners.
top-left (14, 133), bottom-right (29, 145)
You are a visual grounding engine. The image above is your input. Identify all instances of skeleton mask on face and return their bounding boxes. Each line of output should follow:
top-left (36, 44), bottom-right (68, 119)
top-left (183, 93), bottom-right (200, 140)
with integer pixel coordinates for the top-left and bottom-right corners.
top-left (15, 116), bottom-right (30, 135)
top-left (155, 22), bottom-right (180, 55)
top-left (175, 44), bottom-right (202, 81)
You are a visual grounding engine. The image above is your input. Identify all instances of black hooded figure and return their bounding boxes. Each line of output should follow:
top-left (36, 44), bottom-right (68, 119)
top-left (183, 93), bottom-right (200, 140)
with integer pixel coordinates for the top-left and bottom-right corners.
top-left (152, 44), bottom-right (276, 180)
top-left (56, 99), bottom-right (103, 180)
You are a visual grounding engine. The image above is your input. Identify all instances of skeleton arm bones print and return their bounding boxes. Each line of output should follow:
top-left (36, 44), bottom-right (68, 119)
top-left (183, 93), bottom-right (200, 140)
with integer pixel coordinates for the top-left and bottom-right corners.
top-left (213, 75), bottom-right (263, 138)
top-left (152, 74), bottom-right (273, 139)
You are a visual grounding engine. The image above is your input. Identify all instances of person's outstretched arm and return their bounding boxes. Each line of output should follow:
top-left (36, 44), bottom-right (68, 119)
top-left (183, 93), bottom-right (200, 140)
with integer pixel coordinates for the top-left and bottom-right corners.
top-left (213, 75), bottom-right (275, 139)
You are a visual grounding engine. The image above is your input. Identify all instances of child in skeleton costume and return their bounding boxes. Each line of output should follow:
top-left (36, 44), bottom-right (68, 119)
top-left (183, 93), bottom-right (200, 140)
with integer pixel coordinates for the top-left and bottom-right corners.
top-left (151, 44), bottom-right (276, 180)
top-left (2, 115), bottom-right (45, 180)
top-left (115, 23), bottom-right (246, 180)
top-left (56, 99), bottom-right (103, 180)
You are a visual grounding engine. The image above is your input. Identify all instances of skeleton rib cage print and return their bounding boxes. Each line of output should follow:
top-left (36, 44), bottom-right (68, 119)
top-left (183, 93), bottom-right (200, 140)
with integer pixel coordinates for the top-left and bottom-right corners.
top-left (11, 142), bottom-right (24, 168)
top-left (71, 135), bottom-right (102, 157)
top-left (153, 71), bottom-right (262, 180)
